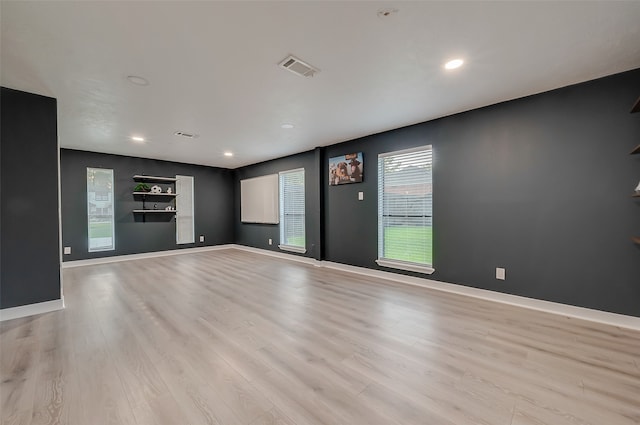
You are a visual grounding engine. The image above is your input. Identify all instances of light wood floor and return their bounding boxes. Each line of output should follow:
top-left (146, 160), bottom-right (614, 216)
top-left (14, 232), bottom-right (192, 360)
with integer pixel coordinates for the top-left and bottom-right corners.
top-left (2, 249), bottom-right (639, 425)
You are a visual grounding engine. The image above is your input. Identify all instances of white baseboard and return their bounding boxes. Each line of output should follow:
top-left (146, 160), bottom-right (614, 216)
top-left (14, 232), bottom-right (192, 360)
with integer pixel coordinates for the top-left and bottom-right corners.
top-left (0, 298), bottom-right (65, 322)
top-left (62, 244), bottom-right (234, 268)
top-left (231, 245), bottom-right (640, 331)
top-left (228, 244), bottom-right (318, 266)
top-left (56, 243), bottom-right (640, 330)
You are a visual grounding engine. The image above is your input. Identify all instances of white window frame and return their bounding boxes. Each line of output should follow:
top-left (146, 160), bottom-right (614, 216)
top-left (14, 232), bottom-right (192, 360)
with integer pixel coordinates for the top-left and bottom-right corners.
top-left (278, 168), bottom-right (306, 253)
top-left (376, 145), bottom-right (434, 274)
top-left (176, 175), bottom-right (195, 245)
top-left (87, 167), bottom-right (115, 252)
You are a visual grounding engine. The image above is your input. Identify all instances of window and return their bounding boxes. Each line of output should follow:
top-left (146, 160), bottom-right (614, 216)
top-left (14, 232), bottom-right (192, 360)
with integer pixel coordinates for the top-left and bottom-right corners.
top-left (377, 146), bottom-right (434, 274)
top-left (176, 175), bottom-right (195, 244)
top-left (279, 168), bottom-right (306, 253)
top-left (87, 167), bottom-right (115, 252)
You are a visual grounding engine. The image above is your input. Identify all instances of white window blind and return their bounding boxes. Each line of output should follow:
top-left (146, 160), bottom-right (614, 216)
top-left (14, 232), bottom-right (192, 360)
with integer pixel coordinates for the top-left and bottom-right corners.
top-left (377, 145), bottom-right (434, 274)
top-left (176, 175), bottom-right (195, 245)
top-left (240, 174), bottom-right (279, 224)
top-left (279, 168), bottom-right (306, 253)
top-left (87, 167), bottom-right (115, 252)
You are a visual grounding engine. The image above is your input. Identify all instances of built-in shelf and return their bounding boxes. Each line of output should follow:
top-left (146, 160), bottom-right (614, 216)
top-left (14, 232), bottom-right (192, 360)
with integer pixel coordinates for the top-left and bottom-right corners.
top-left (133, 175), bottom-right (177, 182)
top-left (133, 191), bottom-right (177, 196)
top-left (133, 210), bottom-right (177, 214)
top-left (631, 144), bottom-right (640, 155)
top-left (133, 175), bottom-right (177, 221)
top-left (631, 96), bottom-right (640, 113)
top-left (633, 236), bottom-right (640, 245)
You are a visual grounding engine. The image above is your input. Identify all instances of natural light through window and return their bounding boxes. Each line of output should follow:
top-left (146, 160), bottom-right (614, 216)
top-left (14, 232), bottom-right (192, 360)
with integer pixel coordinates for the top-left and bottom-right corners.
top-left (279, 168), bottom-right (306, 253)
top-left (87, 167), bottom-right (115, 252)
top-left (377, 146), bottom-right (434, 274)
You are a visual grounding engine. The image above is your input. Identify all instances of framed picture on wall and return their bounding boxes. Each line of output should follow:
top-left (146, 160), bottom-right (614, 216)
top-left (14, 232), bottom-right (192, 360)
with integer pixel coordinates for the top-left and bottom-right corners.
top-left (329, 152), bottom-right (363, 186)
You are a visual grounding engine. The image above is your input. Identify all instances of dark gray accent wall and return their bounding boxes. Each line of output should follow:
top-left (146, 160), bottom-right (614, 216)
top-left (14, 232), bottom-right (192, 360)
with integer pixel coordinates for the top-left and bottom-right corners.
top-left (234, 150), bottom-right (322, 259)
top-left (1, 87), bottom-right (61, 309)
top-left (60, 149), bottom-right (234, 261)
top-left (232, 69), bottom-right (640, 317)
top-left (321, 69), bottom-right (640, 316)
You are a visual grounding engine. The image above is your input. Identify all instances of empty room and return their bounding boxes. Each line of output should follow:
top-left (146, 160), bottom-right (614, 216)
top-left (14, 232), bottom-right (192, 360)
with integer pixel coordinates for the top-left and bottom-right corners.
top-left (1, 1), bottom-right (640, 424)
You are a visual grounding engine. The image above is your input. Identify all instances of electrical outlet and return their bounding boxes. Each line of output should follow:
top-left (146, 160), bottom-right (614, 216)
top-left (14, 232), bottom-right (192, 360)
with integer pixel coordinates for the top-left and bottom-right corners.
top-left (64, 246), bottom-right (71, 255)
top-left (199, 235), bottom-right (205, 242)
top-left (268, 238), bottom-right (273, 245)
top-left (496, 267), bottom-right (506, 280)
top-left (358, 191), bottom-right (364, 201)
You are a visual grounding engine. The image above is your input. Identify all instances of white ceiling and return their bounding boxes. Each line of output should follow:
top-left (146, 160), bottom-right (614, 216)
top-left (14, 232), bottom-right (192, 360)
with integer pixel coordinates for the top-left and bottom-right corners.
top-left (2, 1), bottom-right (640, 169)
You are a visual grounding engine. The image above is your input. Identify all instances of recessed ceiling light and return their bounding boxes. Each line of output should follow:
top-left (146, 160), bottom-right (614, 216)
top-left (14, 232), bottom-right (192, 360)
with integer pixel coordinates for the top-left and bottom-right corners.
top-left (131, 136), bottom-right (145, 142)
top-left (281, 123), bottom-right (294, 129)
top-left (444, 59), bottom-right (464, 70)
top-left (224, 152), bottom-right (234, 157)
top-left (126, 75), bottom-right (149, 86)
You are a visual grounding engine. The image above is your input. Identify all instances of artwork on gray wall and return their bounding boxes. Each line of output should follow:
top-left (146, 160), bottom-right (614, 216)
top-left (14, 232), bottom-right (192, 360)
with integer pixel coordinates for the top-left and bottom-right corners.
top-left (329, 152), bottom-right (363, 185)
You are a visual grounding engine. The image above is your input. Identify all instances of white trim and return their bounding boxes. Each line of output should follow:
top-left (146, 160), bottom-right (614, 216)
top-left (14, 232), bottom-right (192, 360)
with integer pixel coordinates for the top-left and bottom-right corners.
top-left (376, 258), bottom-right (435, 274)
top-left (230, 245), bottom-right (640, 331)
top-left (1, 298), bottom-right (65, 322)
top-left (321, 261), bottom-right (640, 331)
top-left (377, 145), bottom-right (433, 270)
top-left (176, 174), bottom-right (195, 245)
top-left (58, 244), bottom-right (640, 330)
top-left (232, 244), bottom-right (317, 266)
top-left (278, 168), bottom-right (306, 251)
top-left (278, 167), bottom-right (305, 176)
top-left (57, 136), bottom-right (64, 301)
top-left (62, 245), bottom-right (233, 268)
top-left (278, 244), bottom-right (307, 254)
top-left (378, 143), bottom-right (432, 158)
top-left (87, 167), bottom-right (115, 252)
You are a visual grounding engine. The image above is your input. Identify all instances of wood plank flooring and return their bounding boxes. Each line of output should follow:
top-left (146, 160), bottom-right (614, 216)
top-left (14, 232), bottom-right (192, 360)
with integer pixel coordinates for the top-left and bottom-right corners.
top-left (2, 248), bottom-right (639, 425)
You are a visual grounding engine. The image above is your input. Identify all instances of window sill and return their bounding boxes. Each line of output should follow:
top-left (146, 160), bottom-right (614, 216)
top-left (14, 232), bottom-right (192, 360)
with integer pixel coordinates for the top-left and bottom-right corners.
top-left (279, 244), bottom-right (307, 254)
top-left (375, 258), bottom-right (435, 275)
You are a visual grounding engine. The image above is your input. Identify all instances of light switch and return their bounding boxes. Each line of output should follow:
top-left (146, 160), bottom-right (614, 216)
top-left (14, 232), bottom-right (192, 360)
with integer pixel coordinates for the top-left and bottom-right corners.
top-left (358, 191), bottom-right (364, 201)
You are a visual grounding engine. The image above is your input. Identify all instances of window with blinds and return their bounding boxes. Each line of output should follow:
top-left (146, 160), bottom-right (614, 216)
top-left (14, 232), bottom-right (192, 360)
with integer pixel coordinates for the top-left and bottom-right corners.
top-left (376, 145), bottom-right (434, 274)
top-left (279, 168), bottom-right (306, 253)
top-left (176, 175), bottom-right (195, 245)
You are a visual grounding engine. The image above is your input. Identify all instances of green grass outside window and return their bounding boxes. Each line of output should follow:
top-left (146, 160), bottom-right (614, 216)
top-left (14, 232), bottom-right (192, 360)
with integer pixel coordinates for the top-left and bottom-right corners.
top-left (383, 225), bottom-right (432, 265)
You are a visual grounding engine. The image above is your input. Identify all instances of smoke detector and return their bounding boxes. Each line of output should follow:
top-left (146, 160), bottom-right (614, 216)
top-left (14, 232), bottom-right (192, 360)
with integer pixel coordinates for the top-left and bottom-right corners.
top-left (377, 8), bottom-right (399, 19)
top-left (174, 131), bottom-right (198, 139)
top-left (278, 55), bottom-right (319, 78)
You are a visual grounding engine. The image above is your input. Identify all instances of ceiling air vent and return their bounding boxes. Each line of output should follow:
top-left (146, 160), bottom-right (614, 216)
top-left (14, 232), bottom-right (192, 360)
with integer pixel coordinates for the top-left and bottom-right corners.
top-left (174, 131), bottom-right (198, 139)
top-left (278, 55), bottom-right (319, 78)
